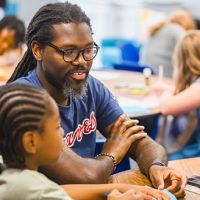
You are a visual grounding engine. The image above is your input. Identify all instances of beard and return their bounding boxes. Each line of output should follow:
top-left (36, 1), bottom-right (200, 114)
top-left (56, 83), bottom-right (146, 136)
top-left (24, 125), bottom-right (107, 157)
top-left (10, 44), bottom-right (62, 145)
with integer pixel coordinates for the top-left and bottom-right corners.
top-left (43, 67), bottom-right (88, 101)
top-left (63, 79), bottom-right (88, 101)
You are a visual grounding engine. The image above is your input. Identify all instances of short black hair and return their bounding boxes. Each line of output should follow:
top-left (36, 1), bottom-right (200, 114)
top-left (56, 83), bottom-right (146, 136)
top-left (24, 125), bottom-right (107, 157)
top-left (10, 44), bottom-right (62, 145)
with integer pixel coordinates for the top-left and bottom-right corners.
top-left (8, 2), bottom-right (92, 83)
top-left (0, 83), bottom-right (52, 169)
top-left (0, 16), bottom-right (25, 47)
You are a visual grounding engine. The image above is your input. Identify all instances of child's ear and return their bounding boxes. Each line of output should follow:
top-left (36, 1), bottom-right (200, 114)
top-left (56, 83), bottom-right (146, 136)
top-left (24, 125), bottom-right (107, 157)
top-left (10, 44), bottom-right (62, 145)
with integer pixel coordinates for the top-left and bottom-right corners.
top-left (31, 40), bottom-right (43, 61)
top-left (22, 131), bottom-right (38, 154)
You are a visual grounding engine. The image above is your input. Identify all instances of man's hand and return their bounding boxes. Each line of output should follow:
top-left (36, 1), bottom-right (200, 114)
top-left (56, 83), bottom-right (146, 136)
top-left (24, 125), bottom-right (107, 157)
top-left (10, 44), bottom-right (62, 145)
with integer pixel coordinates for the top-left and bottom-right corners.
top-left (102, 114), bottom-right (147, 164)
top-left (149, 165), bottom-right (187, 198)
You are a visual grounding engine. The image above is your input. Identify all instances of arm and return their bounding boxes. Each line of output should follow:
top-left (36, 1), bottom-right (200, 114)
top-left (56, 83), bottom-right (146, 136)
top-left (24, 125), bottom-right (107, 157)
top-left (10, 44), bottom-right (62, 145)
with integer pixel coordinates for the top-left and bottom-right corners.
top-left (61, 184), bottom-right (170, 200)
top-left (39, 146), bottom-right (114, 184)
top-left (128, 136), bottom-right (167, 176)
top-left (103, 117), bottom-right (187, 198)
top-left (160, 83), bottom-right (200, 115)
top-left (103, 116), bottom-right (167, 176)
top-left (129, 137), bottom-right (187, 198)
top-left (39, 115), bottom-right (146, 184)
top-left (107, 189), bottom-right (145, 200)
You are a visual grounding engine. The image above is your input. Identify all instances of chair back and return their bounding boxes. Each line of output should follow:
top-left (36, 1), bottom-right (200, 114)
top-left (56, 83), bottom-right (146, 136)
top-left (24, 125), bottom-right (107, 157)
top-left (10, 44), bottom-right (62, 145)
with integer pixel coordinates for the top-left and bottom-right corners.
top-left (119, 41), bottom-right (141, 63)
top-left (113, 60), bottom-right (154, 74)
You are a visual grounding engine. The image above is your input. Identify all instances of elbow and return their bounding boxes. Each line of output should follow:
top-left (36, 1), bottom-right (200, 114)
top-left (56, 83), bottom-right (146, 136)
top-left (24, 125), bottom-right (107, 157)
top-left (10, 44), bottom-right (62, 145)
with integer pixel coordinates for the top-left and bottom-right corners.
top-left (160, 103), bottom-right (173, 115)
top-left (161, 107), bottom-right (171, 115)
top-left (161, 106), bottom-right (179, 116)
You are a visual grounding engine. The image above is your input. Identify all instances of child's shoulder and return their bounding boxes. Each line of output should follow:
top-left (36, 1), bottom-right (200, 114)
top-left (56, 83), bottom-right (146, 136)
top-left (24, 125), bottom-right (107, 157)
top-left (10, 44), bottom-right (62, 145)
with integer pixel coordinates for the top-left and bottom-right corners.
top-left (0, 169), bottom-right (71, 200)
top-left (0, 168), bottom-right (55, 186)
top-left (0, 169), bottom-right (51, 198)
top-left (0, 169), bottom-right (41, 199)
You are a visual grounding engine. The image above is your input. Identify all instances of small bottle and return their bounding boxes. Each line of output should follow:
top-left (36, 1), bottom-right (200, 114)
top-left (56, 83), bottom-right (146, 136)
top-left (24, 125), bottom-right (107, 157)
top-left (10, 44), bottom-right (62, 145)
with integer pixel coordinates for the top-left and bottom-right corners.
top-left (158, 65), bottom-right (164, 82)
top-left (143, 67), bottom-right (152, 87)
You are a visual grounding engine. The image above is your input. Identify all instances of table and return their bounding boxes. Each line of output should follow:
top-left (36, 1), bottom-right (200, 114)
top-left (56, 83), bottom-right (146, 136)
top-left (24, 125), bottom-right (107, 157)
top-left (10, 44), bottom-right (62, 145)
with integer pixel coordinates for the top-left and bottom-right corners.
top-left (109, 158), bottom-right (200, 200)
top-left (90, 69), bottom-right (172, 118)
top-left (169, 157), bottom-right (200, 200)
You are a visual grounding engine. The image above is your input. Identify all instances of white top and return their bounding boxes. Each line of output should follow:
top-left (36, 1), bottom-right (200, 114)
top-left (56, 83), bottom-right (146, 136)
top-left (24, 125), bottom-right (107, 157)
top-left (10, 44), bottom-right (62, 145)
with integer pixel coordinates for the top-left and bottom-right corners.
top-left (0, 169), bottom-right (72, 200)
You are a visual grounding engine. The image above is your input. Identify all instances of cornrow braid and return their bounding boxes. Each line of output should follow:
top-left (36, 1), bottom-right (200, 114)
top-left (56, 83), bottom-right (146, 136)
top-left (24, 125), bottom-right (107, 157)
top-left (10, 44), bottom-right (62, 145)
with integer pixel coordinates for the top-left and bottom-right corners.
top-left (0, 83), bottom-right (52, 169)
top-left (7, 2), bottom-right (92, 83)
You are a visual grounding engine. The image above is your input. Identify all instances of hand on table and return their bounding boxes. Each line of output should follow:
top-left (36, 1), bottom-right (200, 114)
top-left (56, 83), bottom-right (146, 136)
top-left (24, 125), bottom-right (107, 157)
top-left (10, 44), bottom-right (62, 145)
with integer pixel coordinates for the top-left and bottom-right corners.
top-left (149, 165), bottom-right (187, 198)
top-left (108, 185), bottom-right (171, 200)
top-left (102, 114), bottom-right (147, 164)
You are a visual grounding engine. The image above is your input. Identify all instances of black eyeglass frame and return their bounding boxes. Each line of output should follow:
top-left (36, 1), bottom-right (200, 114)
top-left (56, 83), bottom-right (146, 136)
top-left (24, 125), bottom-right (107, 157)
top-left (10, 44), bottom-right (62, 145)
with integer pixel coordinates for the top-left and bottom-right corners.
top-left (46, 42), bottom-right (100, 63)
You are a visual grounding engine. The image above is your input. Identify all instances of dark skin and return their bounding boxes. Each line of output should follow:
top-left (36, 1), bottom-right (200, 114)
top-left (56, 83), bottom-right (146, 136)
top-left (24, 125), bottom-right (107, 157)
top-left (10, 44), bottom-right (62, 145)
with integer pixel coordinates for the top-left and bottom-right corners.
top-left (0, 28), bottom-right (16, 55)
top-left (32, 23), bottom-right (186, 198)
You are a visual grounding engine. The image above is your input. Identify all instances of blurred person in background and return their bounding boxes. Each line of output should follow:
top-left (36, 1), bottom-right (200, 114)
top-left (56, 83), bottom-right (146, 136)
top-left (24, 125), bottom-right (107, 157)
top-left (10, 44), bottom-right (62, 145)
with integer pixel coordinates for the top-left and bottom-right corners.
top-left (140, 10), bottom-right (196, 77)
top-left (0, 15), bottom-right (26, 80)
top-left (159, 30), bottom-right (200, 159)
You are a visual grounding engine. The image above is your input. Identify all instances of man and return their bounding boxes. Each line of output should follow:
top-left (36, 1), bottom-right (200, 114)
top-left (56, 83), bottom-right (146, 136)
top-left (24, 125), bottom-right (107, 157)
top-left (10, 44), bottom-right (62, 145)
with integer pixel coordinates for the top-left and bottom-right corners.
top-left (8, 2), bottom-right (186, 198)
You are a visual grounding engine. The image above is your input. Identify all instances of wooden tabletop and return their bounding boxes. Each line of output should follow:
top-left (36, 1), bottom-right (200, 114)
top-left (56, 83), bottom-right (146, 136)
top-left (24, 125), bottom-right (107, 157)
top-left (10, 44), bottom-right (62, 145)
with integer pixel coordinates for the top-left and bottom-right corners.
top-left (108, 158), bottom-right (200, 200)
top-left (61, 158), bottom-right (200, 199)
top-left (169, 157), bottom-right (200, 200)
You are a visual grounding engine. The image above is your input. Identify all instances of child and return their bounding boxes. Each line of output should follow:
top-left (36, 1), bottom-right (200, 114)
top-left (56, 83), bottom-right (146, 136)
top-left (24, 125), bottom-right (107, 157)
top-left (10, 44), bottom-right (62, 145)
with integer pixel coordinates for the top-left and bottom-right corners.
top-left (0, 83), bottom-right (169, 200)
top-left (160, 30), bottom-right (200, 159)
top-left (0, 83), bottom-right (72, 200)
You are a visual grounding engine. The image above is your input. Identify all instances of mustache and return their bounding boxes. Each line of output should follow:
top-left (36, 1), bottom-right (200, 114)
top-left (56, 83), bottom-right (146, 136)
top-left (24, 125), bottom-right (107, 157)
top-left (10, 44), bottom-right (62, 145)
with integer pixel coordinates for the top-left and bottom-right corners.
top-left (69, 66), bottom-right (89, 73)
top-left (63, 66), bottom-right (89, 80)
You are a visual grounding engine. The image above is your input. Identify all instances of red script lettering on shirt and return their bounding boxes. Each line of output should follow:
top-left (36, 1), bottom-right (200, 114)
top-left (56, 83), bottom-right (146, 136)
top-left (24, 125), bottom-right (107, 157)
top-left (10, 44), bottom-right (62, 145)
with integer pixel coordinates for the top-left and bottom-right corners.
top-left (64, 112), bottom-right (97, 147)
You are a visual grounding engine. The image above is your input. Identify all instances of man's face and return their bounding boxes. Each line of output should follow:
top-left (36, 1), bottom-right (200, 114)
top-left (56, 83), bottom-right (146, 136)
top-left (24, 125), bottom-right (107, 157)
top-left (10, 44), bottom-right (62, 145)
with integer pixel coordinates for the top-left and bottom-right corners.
top-left (39, 23), bottom-right (94, 100)
top-left (0, 28), bottom-right (16, 55)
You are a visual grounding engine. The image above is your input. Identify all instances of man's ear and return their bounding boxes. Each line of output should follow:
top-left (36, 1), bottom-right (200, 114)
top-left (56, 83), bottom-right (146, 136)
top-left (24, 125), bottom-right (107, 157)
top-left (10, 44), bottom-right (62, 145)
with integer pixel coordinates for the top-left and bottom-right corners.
top-left (31, 40), bottom-right (43, 61)
top-left (22, 131), bottom-right (38, 154)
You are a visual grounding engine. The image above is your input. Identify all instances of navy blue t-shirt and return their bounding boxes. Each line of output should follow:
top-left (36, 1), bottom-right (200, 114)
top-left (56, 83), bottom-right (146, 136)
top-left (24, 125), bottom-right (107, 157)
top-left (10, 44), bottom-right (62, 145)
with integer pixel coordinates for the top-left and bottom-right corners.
top-left (15, 69), bottom-right (123, 157)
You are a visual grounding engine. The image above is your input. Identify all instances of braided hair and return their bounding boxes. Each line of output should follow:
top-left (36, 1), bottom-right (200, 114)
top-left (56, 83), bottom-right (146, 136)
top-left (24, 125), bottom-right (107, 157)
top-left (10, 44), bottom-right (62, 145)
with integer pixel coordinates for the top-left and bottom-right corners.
top-left (7, 2), bottom-right (92, 83)
top-left (0, 83), bottom-right (52, 169)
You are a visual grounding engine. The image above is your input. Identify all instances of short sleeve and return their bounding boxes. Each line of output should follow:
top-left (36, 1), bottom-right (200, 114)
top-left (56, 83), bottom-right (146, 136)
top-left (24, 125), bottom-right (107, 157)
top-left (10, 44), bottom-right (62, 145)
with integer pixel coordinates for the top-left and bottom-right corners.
top-left (91, 77), bottom-right (124, 132)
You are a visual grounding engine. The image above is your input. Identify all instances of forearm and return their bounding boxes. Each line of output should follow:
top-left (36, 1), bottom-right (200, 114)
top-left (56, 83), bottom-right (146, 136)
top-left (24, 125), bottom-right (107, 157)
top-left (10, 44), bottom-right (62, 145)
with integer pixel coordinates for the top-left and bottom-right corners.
top-left (39, 147), bottom-right (114, 184)
top-left (61, 183), bottom-right (136, 200)
top-left (128, 136), bottom-right (167, 176)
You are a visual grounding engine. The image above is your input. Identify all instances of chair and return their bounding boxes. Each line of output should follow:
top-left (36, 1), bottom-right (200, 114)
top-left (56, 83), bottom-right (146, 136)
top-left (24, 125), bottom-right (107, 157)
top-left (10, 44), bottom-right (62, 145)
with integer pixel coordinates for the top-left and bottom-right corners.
top-left (100, 38), bottom-right (122, 69)
top-left (113, 60), bottom-right (154, 74)
top-left (100, 38), bottom-right (142, 70)
top-left (157, 112), bottom-right (200, 160)
top-left (118, 41), bottom-right (141, 63)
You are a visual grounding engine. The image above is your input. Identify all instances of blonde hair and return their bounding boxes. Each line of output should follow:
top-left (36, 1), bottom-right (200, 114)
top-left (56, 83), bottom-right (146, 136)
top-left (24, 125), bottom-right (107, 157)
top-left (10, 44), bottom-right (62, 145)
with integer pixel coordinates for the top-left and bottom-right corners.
top-left (173, 30), bottom-right (200, 94)
top-left (149, 10), bottom-right (196, 36)
top-left (169, 10), bottom-right (196, 31)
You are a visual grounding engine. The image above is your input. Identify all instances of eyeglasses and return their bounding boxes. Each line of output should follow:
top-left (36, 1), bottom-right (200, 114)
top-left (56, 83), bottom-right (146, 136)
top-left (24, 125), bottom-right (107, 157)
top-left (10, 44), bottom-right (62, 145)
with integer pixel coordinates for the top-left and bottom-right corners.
top-left (46, 42), bottom-right (99, 63)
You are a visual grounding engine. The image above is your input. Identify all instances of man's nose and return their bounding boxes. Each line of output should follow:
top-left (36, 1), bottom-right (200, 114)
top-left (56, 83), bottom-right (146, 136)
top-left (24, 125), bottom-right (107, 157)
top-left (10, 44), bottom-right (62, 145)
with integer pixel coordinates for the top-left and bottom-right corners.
top-left (72, 52), bottom-right (87, 65)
